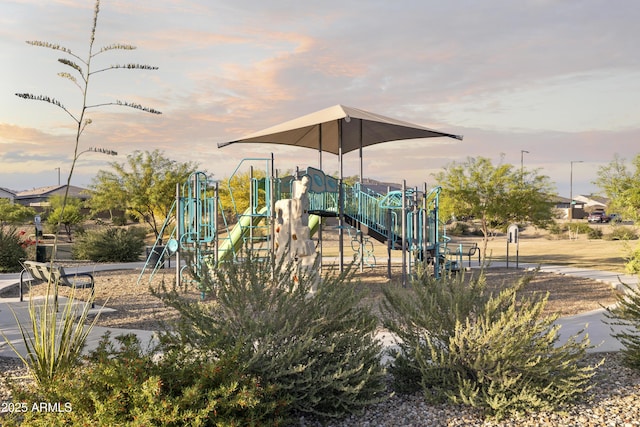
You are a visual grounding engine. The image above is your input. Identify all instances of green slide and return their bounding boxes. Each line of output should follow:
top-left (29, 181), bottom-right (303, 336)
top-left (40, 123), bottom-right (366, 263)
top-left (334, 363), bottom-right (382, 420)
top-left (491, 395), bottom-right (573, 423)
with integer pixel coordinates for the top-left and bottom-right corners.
top-left (218, 208), bottom-right (321, 262)
top-left (218, 207), bottom-right (268, 262)
top-left (309, 213), bottom-right (321, 237)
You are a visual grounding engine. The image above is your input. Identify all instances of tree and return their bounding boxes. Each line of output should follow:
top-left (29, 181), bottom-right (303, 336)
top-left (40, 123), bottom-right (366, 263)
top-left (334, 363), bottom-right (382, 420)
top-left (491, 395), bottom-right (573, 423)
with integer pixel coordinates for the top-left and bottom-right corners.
top-left (433, 156), bottom-right (555, 258)
top-left (595, 153), bottom-right (640, 223)
top-left (218, 169), bottom-right (267, 224)
top-left (0, 199), bottom-right (36, 225)
top-left (15, 0), bottom-right (160, 260)
top-left (88, 150), bottom-right (198, 242)
top-left (46, 195), bottom-right (85, 241)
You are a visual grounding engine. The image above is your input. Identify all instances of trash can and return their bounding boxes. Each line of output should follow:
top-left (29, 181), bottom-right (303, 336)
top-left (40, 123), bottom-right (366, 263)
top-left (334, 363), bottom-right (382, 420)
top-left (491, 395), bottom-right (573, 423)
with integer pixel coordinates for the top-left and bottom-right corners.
top-left (147, 246), bottom-right (166, 269)
top-left (36, 245), bottom-right (47, 262)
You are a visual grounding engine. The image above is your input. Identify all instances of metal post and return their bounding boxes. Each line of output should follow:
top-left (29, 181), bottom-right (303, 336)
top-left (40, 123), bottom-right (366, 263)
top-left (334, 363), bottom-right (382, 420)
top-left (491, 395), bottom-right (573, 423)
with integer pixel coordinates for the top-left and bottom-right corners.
top-left (175, 182), bottom-right (181, 288)
top-left (214, 181), bottom-right (219, 266)
top-left (270, 153), bottom-right (275, 258)
top-left (249, 166), bottom-right (254, 253)
top-left (338, 120), bottom-right (344, 272)
top-left (387, 205), bottom-right (392, 279)
top-left (338, 177), bottom-right (344, 272)
top-left (423, 183), bottom-right (428, 269)
top-left (520, 150), bottom-right (529, 184)
top-left (401, 180), bottom-right (407, 287)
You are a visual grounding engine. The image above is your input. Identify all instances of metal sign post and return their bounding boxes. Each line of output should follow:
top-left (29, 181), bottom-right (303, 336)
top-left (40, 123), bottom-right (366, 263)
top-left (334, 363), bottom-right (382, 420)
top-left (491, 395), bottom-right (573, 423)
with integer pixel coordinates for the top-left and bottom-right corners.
top-left (507, 224), bottom-right (519, 268)
top-left (34, 215), bottom-right (44, 262)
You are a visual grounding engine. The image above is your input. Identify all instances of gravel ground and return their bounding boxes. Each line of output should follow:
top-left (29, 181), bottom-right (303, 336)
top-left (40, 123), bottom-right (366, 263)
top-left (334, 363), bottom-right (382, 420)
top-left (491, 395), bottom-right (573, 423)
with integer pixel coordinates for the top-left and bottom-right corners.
top-left (298, 352), bottom-right (640, 426)
top-left (2, 266), bottom-right (638, 426)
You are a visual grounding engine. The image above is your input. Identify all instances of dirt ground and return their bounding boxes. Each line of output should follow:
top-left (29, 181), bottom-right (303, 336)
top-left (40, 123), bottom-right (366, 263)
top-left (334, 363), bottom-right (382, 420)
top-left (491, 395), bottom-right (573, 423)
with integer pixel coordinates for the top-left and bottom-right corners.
top-left (7, 263), bottom-right (621, 331)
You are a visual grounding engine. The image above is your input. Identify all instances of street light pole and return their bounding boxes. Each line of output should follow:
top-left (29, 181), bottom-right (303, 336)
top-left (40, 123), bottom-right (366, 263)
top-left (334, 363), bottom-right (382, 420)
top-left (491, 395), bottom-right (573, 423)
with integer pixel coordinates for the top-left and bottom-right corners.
top-left (520, 150), bottom-right (529, 183)
top-left (569, 160), bottom-right (584, 221)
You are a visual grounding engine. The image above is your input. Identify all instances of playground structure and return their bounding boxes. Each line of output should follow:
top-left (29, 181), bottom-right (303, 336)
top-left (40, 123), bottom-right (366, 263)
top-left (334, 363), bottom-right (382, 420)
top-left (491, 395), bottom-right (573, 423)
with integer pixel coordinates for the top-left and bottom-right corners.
top-left (139, 106), bottom-right (465, 289)
top-left (139, 155), bottom-right (460, 291)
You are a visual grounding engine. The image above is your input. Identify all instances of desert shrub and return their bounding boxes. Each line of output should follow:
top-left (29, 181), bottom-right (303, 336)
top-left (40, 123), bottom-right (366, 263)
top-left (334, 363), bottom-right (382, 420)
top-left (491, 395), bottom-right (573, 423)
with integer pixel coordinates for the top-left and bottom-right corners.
top-left (112, 215), bottom-right (128, 226)
top-left (447, 221), bottom-right (469, 236)
top-left (73, 226), bottom-right (146, 262)
top-left (568, 222), bottom-right (592, 235)
top-left (605, 281), bottom-right (640, 370)
top-left (547, 222), bottom-right (567, 236)
top-left (624, 243), bottom-right (640, 275)
top-left (4, 332), bottom-right (280, 426)
top-left (587, 227), bottom-right (603, 239)
top-left (158, 251), bottom-right (386, 422)
top-left (606, 225), bottom-right (639, 241)
top-left (382, 268), bottom-right (599, 420)
top-left (0, 227), bottom-right (27, 272)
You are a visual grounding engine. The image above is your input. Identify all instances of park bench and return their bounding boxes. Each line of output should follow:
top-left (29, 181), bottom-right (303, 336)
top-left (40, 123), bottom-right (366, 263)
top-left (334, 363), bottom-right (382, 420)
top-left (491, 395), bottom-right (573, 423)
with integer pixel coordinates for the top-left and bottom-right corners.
top-left (449, 242), bottom-right (481, 268)
top-left (19, 261), bottom-right (95, 308)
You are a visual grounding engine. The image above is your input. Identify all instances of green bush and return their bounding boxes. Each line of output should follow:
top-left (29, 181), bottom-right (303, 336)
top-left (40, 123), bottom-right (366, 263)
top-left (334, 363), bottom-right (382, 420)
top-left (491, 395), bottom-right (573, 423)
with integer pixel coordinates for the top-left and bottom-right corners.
top-left (606, 225), bottom-right (639, 241)
top-left (112, 215), bottom-right (128, 226)
top-left (382, 269), bottom-right (600, 420)
top-left (159, 251), bottom-right (387, 421)
top-left (587, 227), bottom-right (603, 239)
top-left (568, 222), bottom-right (592, 235)
top-left (4, 332), bottom-right (280, 426)
top-left (605, 279), bottom-right (640, 370)
top-left (547, 222), bottom-right (567, 236)
top-left (72, 226), bottom-right (146, 262)
top-left (447, 222), bottom-right (469, 236)
top-left (0, 227), bottom-right (27, 272)
top-left (624, 243), bottom-right (640, 275)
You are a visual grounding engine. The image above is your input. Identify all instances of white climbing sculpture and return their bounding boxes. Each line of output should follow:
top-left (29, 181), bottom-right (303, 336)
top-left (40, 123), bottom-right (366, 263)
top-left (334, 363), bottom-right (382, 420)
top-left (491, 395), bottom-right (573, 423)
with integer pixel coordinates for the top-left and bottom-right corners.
top-left (274, 175), bottom-right (318, 289)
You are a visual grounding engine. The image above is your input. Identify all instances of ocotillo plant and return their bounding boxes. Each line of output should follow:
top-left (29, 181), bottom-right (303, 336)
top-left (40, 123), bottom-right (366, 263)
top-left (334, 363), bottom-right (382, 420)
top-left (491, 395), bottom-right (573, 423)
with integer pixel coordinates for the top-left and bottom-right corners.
top-left (15, 0), bottom-right (161, 263)
top-left (9, 0), bottom-right (161, 385)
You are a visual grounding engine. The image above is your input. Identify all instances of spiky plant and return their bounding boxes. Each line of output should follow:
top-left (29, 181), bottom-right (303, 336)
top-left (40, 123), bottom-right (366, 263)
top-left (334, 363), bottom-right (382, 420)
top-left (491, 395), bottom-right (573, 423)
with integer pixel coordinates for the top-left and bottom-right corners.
top-left (1, 285), bottom-right (101, 389)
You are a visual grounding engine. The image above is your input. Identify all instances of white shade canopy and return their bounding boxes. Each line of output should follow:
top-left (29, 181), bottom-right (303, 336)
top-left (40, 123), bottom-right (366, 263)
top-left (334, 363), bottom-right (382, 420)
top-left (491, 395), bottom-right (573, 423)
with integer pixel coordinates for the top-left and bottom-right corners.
top-left (217, 104), bottom-right (463, 155)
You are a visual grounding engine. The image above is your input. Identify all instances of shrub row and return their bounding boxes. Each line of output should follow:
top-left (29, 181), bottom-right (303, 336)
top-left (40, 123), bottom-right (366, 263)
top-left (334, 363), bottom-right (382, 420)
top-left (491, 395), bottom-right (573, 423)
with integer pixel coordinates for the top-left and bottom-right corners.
top-left (548, 222), bottom-right (638, 240)
top-left (6, 252), bottom-right (629, 424)
top-left (4, 254), bottom-right (386, 425)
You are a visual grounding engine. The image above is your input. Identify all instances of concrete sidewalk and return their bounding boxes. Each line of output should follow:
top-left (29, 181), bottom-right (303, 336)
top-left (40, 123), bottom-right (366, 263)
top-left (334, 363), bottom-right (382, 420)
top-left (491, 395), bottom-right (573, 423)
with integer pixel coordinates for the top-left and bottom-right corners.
top-left (1, 261), bottom-right (638, 359)
top-left (0, 296), bottom-right (157, 359)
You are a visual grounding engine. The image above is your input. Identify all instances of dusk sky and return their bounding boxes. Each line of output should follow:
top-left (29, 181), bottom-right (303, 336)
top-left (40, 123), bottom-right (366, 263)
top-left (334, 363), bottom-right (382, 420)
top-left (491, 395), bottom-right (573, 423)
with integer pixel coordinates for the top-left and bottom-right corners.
top-left (1, 0), bottom-right (638, 198)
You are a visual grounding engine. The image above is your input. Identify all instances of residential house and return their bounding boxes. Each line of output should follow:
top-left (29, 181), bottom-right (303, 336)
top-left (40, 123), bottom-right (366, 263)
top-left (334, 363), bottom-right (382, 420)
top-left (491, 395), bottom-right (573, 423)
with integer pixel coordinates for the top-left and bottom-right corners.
top-left (0, 187), bottom-right (16, 203)
top-left (574, 195), bottom-right (609, 212)
top-left (15, 185), bottom-right (90, 208)
top-left (552, 195), bottom-right (587, 220)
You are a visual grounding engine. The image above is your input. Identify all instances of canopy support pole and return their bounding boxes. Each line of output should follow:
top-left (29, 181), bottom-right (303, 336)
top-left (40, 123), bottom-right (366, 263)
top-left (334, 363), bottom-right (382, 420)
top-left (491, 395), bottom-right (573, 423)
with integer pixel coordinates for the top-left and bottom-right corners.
top-left (338, 120), bottom-right (344, 273)
top-left (318, 124), bottom-right (323, 271)
top-left (359, 119), bottom-right (364, 272)
top-left (402, 180), bottom-right (407, 287)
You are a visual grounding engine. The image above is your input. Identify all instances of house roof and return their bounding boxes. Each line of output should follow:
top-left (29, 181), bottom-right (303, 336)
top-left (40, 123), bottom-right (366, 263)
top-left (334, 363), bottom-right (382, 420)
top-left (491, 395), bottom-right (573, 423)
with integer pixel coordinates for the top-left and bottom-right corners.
top-left (552, 195), bottom-right (573, 204)
top-left (16, 185), bottom-right (89, 200)
top-left (0, 187), bottom-right (16, 197)
top-left (574, 194), bottom-right (609, 207)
